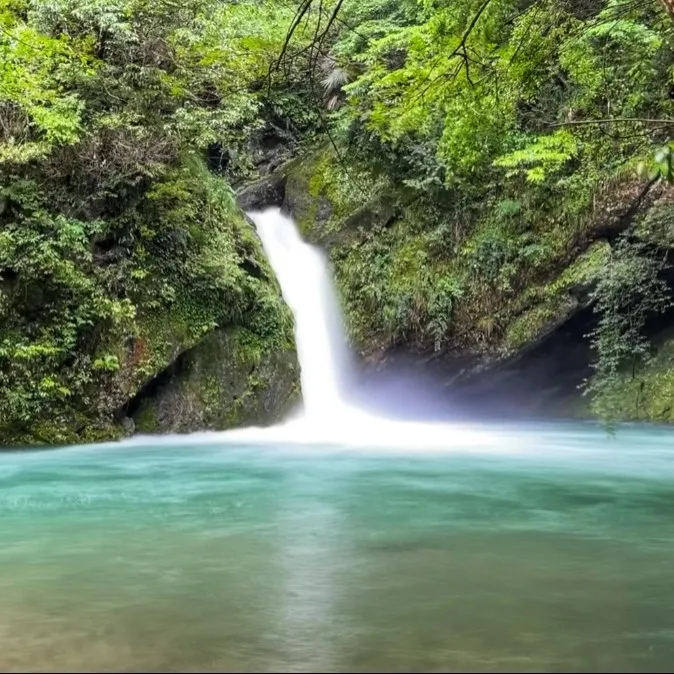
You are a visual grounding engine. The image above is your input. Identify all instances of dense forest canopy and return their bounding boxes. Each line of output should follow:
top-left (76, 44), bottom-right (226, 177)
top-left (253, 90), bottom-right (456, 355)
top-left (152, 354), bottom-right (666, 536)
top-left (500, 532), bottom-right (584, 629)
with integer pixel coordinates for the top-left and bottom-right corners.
top-left (2, 0), bottom-right (674, 442)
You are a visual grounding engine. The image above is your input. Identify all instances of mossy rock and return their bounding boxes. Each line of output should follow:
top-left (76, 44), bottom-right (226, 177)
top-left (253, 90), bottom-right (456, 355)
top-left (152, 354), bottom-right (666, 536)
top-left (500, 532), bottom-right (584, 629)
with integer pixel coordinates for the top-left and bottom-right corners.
top-left (2, 415), bottom-right (127, 449)
top-left (504, 242), bottom-right (611, 351)
top-left (0, 154), bottom-right (301, 447)
top-left (132, 327), bottom-right (300, 434)
top-left (283, 148), bottom-right (390, 243)
top-left (283, 150), bottom-right (340, 240)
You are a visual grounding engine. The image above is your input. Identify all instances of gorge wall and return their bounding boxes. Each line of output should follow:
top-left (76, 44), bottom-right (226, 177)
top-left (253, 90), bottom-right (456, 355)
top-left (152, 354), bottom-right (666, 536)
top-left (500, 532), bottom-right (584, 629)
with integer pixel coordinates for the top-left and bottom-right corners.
top-left (5, 0), bottom-right (674, 445)
top-left (239, 147), bottom-right (674, 423)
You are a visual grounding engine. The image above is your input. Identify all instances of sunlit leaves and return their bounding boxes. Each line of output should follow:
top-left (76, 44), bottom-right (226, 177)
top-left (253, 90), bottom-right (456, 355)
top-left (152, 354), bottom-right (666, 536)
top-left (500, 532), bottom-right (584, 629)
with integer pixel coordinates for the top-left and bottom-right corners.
top-left (494, 131), bottom-right (578, 184)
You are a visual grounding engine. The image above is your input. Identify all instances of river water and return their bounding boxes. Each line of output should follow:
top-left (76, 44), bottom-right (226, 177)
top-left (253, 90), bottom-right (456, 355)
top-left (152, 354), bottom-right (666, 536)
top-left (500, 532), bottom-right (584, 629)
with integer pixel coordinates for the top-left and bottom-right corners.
top-left (2, 423), bottom-right (674, 673)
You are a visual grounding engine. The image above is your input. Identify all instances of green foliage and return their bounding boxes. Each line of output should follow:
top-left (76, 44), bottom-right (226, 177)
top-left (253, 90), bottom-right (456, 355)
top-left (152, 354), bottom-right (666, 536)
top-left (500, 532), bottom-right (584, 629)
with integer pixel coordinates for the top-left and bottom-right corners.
top-left (504, 242), bottom-right (611, 350)
top-left (0, 0), bottom-right (300, 444)
top-left (649, 143), bottom-right (674, 182)
top-left (5, 0), bottom-right (674, 438)
top-left (583, 236), bottom-right (672, 426)
top-left (0, 151), bottom-right (292, 443)
top-left (592, 334), bottom-right (674, 423)
top-left (331, 0), bottom-right (674, 191)
top-left (494, 131), bottom-right (578, 184)
top-left (333, 213), bottom-right (463, 352)
top-left (281, 0), bottom-right (674, 424)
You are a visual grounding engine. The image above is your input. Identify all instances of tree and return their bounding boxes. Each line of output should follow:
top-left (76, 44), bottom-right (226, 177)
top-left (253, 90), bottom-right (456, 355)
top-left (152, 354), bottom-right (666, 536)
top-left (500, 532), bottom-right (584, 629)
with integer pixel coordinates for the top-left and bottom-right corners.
top-left (659, 0), bottom-right (674, 18)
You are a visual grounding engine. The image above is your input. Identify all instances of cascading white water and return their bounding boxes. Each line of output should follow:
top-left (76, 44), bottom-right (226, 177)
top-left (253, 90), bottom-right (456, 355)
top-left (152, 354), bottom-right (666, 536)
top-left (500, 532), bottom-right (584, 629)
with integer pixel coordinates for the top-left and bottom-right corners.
top-left (229, 207), bottom-right (497, 450)
top-left (248, 208), bottom-right (352, 419)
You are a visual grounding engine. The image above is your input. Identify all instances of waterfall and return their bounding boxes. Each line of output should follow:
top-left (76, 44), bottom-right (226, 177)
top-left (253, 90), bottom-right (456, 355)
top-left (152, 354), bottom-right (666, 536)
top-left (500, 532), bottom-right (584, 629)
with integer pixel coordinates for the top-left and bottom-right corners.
top-left (247, 208), bottom-right (352, 419)
top-left (239, 207), bottom-right (489, 450)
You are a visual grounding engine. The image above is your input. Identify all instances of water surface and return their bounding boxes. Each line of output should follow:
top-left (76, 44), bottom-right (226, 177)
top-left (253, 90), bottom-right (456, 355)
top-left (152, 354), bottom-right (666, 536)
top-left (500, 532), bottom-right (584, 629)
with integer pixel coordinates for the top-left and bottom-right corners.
top-left (2, 422), bottom-right (674, 672)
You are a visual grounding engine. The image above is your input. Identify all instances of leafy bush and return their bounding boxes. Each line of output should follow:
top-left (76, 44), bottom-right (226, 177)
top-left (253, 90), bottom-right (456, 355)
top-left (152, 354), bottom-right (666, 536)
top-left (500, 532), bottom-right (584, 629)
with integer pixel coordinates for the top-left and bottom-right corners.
top-left (583, 236), bottom-right (672, 425)
top-left (0, 0), bottom-right (299, 443)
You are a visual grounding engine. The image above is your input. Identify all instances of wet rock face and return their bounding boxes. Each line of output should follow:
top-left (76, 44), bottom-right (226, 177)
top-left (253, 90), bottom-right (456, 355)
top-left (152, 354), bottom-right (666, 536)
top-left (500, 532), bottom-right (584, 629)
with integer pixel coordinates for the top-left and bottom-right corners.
top-left (130, 328), bottom-right (300, 434)
top-left (236, 173), bottom-right (286, 212)
top-left (247, 125), bottom-right (295, 176)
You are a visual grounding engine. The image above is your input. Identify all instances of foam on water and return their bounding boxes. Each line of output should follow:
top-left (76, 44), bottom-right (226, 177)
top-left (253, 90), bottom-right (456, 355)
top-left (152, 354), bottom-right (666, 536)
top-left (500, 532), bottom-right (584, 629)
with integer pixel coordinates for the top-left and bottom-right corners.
top-left (242, 207), bottom-right (500, 452)
top-left (85, 209), bottom-right (664, 465)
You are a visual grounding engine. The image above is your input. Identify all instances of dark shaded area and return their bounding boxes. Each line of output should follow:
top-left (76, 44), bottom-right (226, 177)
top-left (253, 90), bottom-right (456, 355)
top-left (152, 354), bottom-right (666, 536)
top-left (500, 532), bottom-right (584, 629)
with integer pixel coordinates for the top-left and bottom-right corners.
top-left (236, 173), bottom-right (287, 211)
top-left (350, 308), bottom-right (595, 422)
top-left (353, 298), bottom-right (674, 423)
top-left (447, 307), bottom-right (597, 420)
top-left (121, 348), bottom-right (188, 421)
top-left (239, 257), bottom-right (263, 279)
top-left (206, 143), bottom-right (229, 174)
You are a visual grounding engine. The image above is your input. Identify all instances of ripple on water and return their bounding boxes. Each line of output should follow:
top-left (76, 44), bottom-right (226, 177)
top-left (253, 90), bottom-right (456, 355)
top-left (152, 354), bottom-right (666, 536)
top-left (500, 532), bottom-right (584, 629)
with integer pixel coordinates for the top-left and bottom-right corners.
top-left (2, 422), bottom-right (674, 672)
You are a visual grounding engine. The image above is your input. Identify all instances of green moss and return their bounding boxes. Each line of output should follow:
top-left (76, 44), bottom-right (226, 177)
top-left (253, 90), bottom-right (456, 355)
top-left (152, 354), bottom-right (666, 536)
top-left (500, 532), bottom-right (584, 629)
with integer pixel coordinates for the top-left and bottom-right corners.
top-left (307, 154), bottom-right (332, 201)
top-left (2, 417), bottom-right (123, 448)
top-left (14, 423), bottom-right (80, 448)
top-left (505, 242), bottom-right (611, 350)
top-left (505, 298), bottom-right (574, 350)
top-left (285, 147), bottom-right (385, 240)
top-left (134, 402), bottom-right (162, 434)
top-left (553, 242), bottom-right (612, 292)
top-left (130, 326), bottom-right (299, 434)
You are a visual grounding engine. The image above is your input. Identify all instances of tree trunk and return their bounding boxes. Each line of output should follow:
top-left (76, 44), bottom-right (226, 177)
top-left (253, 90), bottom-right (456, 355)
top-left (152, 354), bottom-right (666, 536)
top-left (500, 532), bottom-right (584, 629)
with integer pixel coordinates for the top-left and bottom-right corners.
top-left (659, 0), bottom-right (674, 19)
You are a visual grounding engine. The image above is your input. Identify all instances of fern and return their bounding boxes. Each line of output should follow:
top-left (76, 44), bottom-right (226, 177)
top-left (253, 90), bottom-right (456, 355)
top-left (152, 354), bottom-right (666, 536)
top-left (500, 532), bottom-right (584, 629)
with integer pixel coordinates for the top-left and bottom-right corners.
top-left (494, 132), bottom-right (578, 184)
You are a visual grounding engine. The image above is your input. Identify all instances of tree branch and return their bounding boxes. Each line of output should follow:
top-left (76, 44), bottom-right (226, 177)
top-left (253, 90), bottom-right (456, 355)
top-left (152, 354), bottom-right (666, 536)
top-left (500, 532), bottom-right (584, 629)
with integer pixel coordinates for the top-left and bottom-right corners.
top-left (275, 0), bottom-right (313, 71)
top-left (456, 0), bottom-right (495, 53)
top-left (549, 118), bottom-right (674, 127)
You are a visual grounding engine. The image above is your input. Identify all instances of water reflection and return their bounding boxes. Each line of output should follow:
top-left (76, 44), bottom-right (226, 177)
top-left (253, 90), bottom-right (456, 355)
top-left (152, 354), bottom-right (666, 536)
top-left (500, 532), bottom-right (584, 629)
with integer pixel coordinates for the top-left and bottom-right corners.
top-left (270, 481), bottom-right (346, 672)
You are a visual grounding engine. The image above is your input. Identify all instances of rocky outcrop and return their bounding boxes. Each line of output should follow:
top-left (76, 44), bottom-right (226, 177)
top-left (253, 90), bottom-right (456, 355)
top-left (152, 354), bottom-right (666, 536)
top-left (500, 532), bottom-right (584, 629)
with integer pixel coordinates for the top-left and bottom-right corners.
top-left (236, 171), bottom-right (286, 212)
top-left (0, 171), bottom-right (302, 447)
top-left (129, 327), bottom-right (300, 434)
top-left (272, 148), bottom-right (674, 422)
